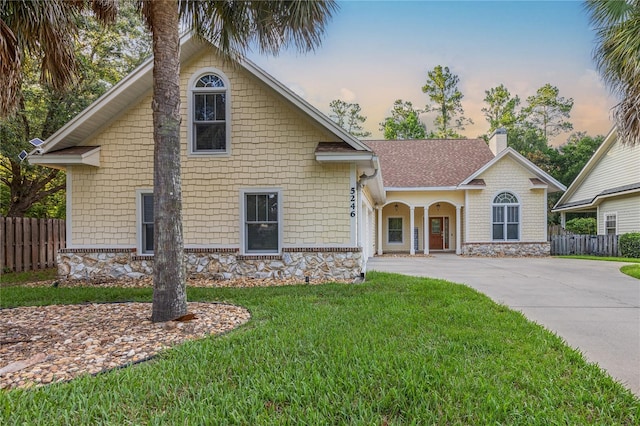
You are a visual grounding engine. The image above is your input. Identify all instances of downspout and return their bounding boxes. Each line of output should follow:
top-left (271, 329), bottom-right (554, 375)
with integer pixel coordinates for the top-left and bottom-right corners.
top-left (356, 155), bottom-right (380, 263)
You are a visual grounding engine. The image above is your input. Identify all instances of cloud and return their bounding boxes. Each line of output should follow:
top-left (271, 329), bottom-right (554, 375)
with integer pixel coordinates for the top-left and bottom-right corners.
top-left (339, 88), bottom-right (357, 103)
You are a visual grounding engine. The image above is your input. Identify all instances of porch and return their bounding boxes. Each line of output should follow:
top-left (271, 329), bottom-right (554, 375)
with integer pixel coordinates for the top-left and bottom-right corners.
top-left (375, 200), bottom-right (462, 255)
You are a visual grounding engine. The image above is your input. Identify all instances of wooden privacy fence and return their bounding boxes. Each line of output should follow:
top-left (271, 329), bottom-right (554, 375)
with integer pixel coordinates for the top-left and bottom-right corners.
top-left (550, 234), bottom-right (620, 257)
top-left (1, 217), bottom-right (66, 272)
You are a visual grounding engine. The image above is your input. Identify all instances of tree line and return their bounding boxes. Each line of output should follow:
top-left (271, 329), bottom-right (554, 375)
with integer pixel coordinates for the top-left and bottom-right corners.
top-left (328, 64), bottom-right (602, 197)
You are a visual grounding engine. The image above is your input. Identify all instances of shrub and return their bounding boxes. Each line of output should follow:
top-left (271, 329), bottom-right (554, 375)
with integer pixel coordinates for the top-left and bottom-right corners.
top-left (565, 217), bottom-right (597, 235)
top-left (619, 233), bottom-right (640, 258)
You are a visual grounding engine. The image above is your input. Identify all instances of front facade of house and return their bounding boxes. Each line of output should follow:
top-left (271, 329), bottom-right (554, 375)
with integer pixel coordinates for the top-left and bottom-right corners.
top-left (30, 34), bottom-right (384, 282)
top-left (553, 129), bottom-right (640, 235)
top-left (29, 35), bottom-right (564, 282)
top-left (367, 133), bottom-right (564, 257)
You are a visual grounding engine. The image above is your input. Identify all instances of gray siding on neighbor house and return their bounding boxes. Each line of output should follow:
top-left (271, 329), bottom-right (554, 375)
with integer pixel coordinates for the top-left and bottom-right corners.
top-left (598, 195), bottom-right (640, 235)
top-left (569, 139), bottom-right (640, 203)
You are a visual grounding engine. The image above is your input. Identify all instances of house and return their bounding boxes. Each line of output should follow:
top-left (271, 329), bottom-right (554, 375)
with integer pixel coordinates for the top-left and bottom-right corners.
top-left (28, 33), bottom-right (565, 282)
top-left (553, 128), bottom-right (640, 235)
top-left (366, 132), bottom-right (565, 257)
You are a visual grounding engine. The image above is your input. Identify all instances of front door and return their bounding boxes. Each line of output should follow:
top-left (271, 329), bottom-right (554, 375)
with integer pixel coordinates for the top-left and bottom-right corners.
top-left (429, 217), bottom-right (443, 250)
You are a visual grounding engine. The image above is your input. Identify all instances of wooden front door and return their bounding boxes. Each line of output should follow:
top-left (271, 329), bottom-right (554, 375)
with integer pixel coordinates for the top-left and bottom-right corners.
top-left (429, 217), bottom-right (443, 250)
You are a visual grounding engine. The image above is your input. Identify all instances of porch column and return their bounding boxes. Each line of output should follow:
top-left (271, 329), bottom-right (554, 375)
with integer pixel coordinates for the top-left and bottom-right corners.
top-left (423, 205), bottom-right (429, 255)
top-left (455, 205), bottom-right (461, 255)
top-left (409, 206), bottom-right (415, 255)
top-left (560, 212), bottom-right (566, 228)
top-left (377, 206), bottom-right (383, 255)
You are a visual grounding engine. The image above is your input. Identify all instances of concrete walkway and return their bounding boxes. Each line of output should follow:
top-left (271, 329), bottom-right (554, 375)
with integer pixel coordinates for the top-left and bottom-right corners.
top-left (367, 254), bottom-right (640, 396)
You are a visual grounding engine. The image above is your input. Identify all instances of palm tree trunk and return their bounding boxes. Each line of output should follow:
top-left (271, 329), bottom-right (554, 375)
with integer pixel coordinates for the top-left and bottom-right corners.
top-left (146, 0), bottom-right (187, 322)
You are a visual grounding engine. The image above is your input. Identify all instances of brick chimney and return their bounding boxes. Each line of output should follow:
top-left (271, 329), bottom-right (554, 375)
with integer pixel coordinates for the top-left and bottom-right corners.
top-left (489, 128), bottom-right (507, 156)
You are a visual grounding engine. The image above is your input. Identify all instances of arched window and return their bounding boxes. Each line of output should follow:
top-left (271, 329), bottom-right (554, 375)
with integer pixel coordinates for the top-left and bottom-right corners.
top-left (492, 191), bottom-right (519, 241)
top-left (189, 71), bottom-right (229, 154)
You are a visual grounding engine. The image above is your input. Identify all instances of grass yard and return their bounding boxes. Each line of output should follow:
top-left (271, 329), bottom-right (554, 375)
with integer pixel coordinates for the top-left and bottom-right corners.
top-left (1, 272), bottom-right (639, 424)
top-left (0, 268), bottom-right (57, 286)
top-left (556, 255), bottom-right (640, 280)
top-left (621, 264), bottom-right (640, 279)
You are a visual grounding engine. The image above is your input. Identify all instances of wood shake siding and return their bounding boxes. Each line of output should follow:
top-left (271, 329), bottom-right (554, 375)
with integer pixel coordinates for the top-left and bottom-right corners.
top-left (69, 50), bottom-right (352, 248)
top-left (465, 156), bottom-right (547, 242)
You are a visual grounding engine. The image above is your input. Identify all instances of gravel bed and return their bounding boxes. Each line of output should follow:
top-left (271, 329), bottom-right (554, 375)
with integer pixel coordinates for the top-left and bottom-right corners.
top-left (1, 275), bottom-right (340, 390)
top-left (0, 301), bottom-right (250, 390)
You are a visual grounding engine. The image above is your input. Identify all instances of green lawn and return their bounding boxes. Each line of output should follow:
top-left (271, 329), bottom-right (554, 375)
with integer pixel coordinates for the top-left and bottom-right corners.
top-left (0, 268), bottom-right (57, 286)
top-left (555, 255), bottom-right (640, 280)
top-left (556, 255), bottom-right (640, 263)
top-left (1, 272), bottom-right (639, 424)
top-left (621, 264), bottom-right (640, 279)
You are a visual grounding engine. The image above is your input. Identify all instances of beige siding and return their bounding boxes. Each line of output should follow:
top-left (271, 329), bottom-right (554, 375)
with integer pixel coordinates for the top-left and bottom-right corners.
top-left (465, 156), bottom-right (547, 242)
top-left (70, 49), bottom-right (352, 248)
top-left (598, 194), bottom-right (640, 235)
top-left (569, 140), bottom-right (640, 203)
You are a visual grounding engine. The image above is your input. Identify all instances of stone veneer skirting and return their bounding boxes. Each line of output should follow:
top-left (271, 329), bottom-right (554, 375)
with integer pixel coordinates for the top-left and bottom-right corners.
top-left (57, 247), bottom-right (363, 282)
top-left (461, 242), bottom-right (550, 257)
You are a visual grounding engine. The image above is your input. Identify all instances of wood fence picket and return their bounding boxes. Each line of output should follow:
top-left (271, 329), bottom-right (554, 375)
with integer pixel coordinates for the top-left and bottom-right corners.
top-left (1, 217), bottom-right (66, 272)
top-left (550, 234), bottom-right (620, 257)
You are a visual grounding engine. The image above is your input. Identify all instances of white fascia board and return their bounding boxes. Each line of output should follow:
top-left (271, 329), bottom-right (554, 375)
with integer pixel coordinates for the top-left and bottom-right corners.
top-left (28, 147), bottom-right (101, 167)
top-left (385, 186), bottom-right (460, 192)
top-left (315, 152), bottom-right (374, 163)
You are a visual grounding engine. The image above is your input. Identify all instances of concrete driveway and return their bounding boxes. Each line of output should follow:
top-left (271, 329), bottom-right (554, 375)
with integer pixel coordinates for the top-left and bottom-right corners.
top-left (367, 254), bottom-right (640, 396)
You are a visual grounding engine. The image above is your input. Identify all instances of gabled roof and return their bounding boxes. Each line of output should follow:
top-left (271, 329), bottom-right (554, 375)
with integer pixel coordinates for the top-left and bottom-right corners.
top-left (554, 128), bottom-right (616, 210)
top-left (460, 147), bottom-right (566, 193)
top-left (33, 32), bottom-right (371, 156)
top-left (553, 127), bottom-right (640, 211)
top-left (364, 139), bottom-right (494, 189)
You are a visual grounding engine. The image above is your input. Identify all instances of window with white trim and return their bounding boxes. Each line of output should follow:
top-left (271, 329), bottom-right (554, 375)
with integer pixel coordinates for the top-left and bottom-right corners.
top-left (190, 72), bottom-right (229, 154)
top-left (388, 217), bottom-right (403, 243)
top-left (492, 191), bottom-right (519, 241)
top-left (605, 213), bottom-right (617, 235)
top-left (243, 190), bottom-right (281, 254)
top-left (140, 193), bottom-right (154, 254)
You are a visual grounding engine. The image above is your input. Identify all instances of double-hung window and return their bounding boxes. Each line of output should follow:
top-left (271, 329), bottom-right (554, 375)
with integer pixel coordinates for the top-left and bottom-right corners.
top-left (492, 191), bottom-right (519, 241)
top-left (388, 217), bottom-right (403, 243)
top-left (605, 213), bottom-right (617, 235)
top-left (190, 71), bottom-right (229, 154)
top-left (242, 190), bottom-right (281, 254)
top-left (140, 193), bottom-right (154, 254)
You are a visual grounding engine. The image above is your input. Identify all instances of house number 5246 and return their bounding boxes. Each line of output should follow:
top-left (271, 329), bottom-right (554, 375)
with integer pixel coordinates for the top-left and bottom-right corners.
top-left (349, 187), bottom-right (356, 217)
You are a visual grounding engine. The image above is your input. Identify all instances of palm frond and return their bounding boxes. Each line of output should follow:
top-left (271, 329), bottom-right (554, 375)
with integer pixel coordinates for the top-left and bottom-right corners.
top-left (0, 0), bottom-right (118, 117)
top-left (586, 0), bottom-right (640, 144)
top-left (179, 0), bottom-right (337, 60)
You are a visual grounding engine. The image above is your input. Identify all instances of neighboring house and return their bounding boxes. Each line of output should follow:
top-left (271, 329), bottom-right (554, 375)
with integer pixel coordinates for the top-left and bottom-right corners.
top-left (28, 33), bottom-right (565, 282)
top-left (366, 132), bottom-right (565, 257)
top-left (553, 128), bottom-right (640, 235)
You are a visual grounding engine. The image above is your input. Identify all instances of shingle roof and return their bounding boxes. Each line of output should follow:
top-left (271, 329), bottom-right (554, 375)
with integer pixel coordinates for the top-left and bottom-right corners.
top-left (554, 181), bottom-right (640, 210)
top-left (364, 139), bottom-right (495, 188)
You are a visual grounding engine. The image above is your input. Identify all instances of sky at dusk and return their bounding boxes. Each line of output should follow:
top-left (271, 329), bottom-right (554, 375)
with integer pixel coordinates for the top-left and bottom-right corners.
top-left (248, 0), bottom-right (618, 145)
